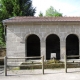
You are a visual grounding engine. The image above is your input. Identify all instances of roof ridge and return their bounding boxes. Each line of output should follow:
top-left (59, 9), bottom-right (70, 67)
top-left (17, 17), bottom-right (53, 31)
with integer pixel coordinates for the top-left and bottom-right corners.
top-left (3, 16), bottom-right (80, 24)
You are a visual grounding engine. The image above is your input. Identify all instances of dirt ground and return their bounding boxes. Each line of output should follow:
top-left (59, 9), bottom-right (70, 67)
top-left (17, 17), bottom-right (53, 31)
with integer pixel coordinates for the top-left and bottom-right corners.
top-left (0, 68), bottom-right (80, 80)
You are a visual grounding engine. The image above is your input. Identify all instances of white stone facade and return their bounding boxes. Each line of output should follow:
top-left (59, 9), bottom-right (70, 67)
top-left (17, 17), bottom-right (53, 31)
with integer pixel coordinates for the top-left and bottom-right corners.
top-left (5, 22), bottom-right (80, 61)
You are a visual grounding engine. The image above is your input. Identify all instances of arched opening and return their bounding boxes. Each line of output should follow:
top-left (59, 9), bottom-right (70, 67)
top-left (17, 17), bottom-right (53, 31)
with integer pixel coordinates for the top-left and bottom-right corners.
top-left (66, 34), bottom-right (79, 59)
top-left (46, 34), bottom-right (60, 60)
top-left (26, 34), bottom-right (40, 59)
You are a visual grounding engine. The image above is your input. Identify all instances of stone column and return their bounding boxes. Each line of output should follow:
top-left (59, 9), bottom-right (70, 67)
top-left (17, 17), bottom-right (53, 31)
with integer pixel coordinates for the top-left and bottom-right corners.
top-left (41, 39), bottom-right (46, 60)
top-left (60, 38), bottom-right (66, 60)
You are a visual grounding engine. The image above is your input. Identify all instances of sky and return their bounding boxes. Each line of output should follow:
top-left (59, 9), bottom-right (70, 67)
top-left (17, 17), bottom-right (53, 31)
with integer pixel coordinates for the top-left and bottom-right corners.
top-left (32, 0), bottom-right (80, 16)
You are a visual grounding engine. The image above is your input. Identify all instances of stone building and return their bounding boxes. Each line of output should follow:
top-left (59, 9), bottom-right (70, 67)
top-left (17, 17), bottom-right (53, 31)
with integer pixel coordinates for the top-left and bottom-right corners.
top-left (3, 17), bottom-right (80, 61)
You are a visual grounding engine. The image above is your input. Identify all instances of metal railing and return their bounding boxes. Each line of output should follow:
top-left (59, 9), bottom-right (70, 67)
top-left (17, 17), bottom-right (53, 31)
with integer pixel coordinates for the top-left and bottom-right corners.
top-left (4, 56), bottom-right (44, 76)
top-left (64, 55), bottom-right (80, 73)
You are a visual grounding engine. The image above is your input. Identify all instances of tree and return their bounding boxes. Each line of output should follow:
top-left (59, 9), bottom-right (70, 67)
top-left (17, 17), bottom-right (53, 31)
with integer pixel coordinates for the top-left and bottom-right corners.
top-left (39, 12), bottom-right (43, 17)
top-left (0, 0), bottom-right (36, 48)
top-left (0, 0), bottom-right (36, 17)
top-left (45, 6), bottom-right (62, 17)
top-left (12, 0), bottom-right (36, 16)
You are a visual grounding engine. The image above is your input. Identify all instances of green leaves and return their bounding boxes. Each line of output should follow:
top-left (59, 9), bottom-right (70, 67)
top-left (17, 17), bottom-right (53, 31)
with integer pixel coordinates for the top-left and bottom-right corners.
top-left (12, 0), bottom-right (36, 16)
top-left (39, 12), bottom-right (43, 17)
top-left (45, 6), bottom-right (62, 17)
top-left (0, 0), bottom-right (36, 48)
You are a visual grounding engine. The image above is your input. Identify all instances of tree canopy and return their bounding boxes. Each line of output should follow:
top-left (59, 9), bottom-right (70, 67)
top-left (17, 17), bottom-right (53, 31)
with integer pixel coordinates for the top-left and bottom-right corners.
top-left (45, 6), bottom-right (62, 17)
top-left (0, 0), bottom-right (36, 48)
top-left (0, 0), bottom-right (36, 17)
top-left (39, 12), bottom-right (43, 17)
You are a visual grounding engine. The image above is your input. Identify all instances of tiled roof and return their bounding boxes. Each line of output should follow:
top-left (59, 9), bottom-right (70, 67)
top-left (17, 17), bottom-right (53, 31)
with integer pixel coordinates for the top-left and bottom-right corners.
top-left (3, 16), bottom-right (80, 24)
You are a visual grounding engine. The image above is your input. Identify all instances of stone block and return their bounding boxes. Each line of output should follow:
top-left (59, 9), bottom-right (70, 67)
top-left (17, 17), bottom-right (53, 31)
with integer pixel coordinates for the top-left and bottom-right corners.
top-left (71, 27), bottom-right (75, 32)
top-left (35, 28), bottom-right (40, 34)
top-left (20, 28), bottom-right (26, 32)
top-left (59, 26), bottom-right (66, 32)
top-left (17, 46), bottom-right (25, 52)
top-left (15, 33), bottom-right (21, 37)
top-left (29, 27), bottom-right (36, 32)
top-left (55, 27), bottom-right (59, 33)
top-left (14, 27), bottom-right (20, 33)
top-left (39, 27), bottom-right (46, 33)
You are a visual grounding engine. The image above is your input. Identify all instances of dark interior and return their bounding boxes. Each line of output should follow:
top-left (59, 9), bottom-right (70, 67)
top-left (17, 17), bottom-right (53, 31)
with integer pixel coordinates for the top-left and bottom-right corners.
top-left (46, 34), bottom-right (60, 60)
top-left (66, 34), bottom-right (79, 59)
top-left (26, 34), bottom-right (40, 59)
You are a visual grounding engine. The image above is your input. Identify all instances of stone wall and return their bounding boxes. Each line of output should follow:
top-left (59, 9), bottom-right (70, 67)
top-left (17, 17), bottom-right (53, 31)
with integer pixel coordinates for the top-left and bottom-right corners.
top-left (6, 22), bottom-right (80, 62)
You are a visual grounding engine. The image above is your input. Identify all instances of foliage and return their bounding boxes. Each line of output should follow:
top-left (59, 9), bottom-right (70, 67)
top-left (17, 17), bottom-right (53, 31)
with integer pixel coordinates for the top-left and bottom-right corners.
top-left (46, 59), bottom-right (63, 64)
top-left (45, 6), bottom-right (62, 17)
top-left (0, 23), bottom-right (5, 48)
top-left (20, 59), bottom-right (64, 69)
top-left (0, 0), bottom-right (36, 17)
top-left (39, 12), bottom-right (43, 17)
top-left (12, 0), bottom-right (36, 16)
top-left (0, 0), bottom-right (36, 48)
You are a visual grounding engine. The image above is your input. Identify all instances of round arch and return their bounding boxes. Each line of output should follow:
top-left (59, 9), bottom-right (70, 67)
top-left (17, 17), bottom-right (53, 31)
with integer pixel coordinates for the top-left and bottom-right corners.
top-left (66, 34), bottom-right (79, 59)
top-left (25, 34), bottom-right (41, 58)
top-left (46, 34), bottom-right (60, 60)
top-left (44, 32), bottom-right (60, 41)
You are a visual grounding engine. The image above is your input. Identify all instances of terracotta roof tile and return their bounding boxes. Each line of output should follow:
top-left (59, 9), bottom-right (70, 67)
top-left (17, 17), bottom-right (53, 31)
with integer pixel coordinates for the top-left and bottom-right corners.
top-left (3, 16), bottom-right (80, 24)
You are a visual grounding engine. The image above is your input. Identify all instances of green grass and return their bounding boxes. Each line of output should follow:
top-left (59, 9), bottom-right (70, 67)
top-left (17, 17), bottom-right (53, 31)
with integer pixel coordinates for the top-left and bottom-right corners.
top-left (12, 67), bottom-right (20, 70)
top-left (20, 59), bottom-right (64, 69)
top-left (20, 59), bottom-right (80, 69)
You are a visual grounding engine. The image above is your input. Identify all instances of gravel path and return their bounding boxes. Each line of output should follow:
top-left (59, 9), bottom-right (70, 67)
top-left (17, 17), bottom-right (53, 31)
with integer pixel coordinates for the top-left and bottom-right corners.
top-left (0, 68), bottom-right (80, 80)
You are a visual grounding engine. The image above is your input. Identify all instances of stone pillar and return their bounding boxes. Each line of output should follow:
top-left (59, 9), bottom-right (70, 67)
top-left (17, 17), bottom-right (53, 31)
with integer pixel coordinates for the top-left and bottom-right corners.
top-left (41, 39), bottom-right (46, 60)
top-left (60, 38), bottom-right (66, 60)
